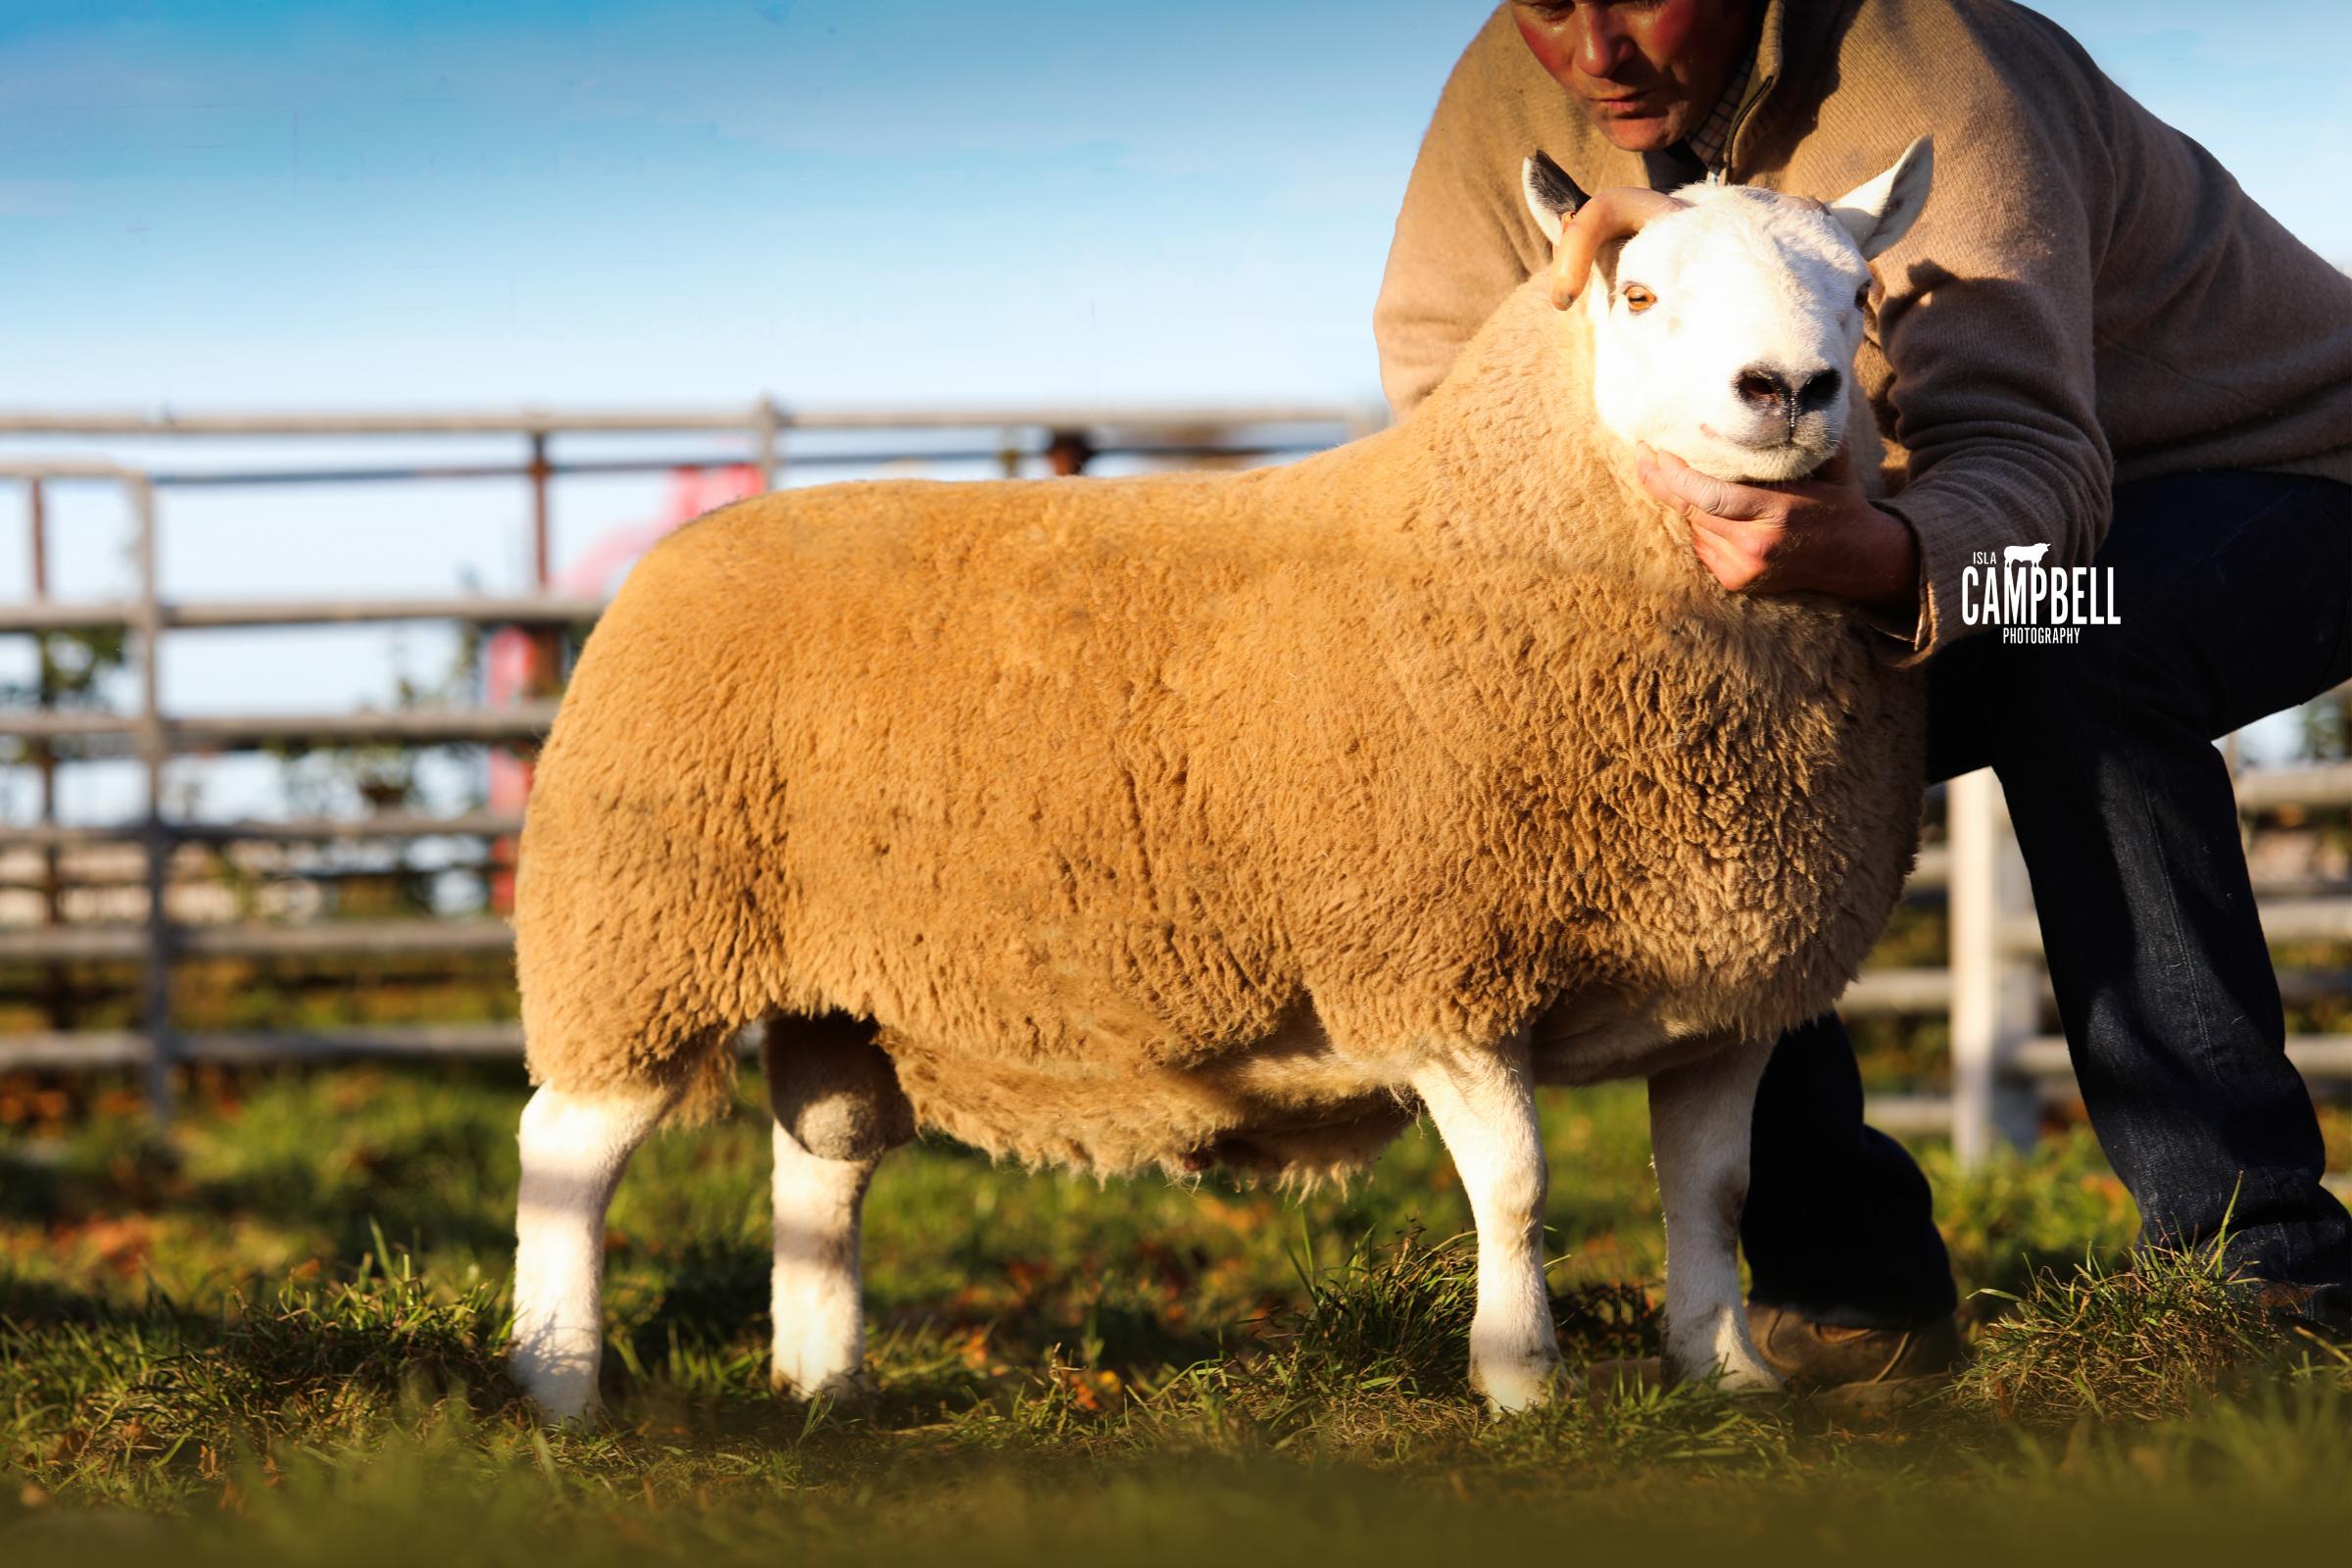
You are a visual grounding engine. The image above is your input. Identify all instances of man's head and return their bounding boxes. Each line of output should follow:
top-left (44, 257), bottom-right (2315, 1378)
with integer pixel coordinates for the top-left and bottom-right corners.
top-left (1510, 1), bottom-right (1756, 152)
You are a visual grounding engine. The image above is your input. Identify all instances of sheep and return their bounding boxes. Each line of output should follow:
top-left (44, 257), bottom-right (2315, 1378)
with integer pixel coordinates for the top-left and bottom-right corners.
top-left (510, 138), bottom-right (1937, 1421)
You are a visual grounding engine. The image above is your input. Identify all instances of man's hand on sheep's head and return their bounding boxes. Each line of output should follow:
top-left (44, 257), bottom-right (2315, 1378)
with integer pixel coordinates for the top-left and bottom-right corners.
top-left (1636, 443), bottom-right (1924, 618)
top-left (1545, 186), bottom-right (1684, 308)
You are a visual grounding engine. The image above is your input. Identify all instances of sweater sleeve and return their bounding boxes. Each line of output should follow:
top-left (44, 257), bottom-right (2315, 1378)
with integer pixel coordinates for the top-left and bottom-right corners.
top-left (1372, 24), bottom-right (1545, 421)
top-left (1862, 39), bottom-right (2117, 664)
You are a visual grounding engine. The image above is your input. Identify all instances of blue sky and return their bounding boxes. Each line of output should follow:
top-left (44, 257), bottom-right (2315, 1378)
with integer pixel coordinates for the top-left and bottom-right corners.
top-left (2, 0), bottom-right (1494, 409)
top-left (5, 0), bottom-right (2348, 412)
top-left (1, 0), bottom-right (2343, 820)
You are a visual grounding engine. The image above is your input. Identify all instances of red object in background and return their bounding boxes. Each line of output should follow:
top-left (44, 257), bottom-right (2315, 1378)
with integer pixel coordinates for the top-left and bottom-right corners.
top-left (485, 466), bottom-right (764, 910)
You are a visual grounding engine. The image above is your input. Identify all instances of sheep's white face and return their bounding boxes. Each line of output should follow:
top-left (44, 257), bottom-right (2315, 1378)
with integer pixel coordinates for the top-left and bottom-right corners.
top-left (1588, 188), bottom-right (1873, 482)
top-left (1525, 140), bottom-right (1934, 485)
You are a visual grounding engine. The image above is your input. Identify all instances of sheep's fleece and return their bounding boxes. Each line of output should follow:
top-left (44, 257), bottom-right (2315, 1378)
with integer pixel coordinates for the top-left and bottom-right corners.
top-left (515, 278), bottom-right (1925, 1183)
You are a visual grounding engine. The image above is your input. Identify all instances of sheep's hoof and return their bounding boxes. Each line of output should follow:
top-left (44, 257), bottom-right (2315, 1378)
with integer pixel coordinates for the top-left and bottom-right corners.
top-left (770, 1366), bottom-right (873, 1409)
top-left (1662, 1351), bottom-right (1784, 1396)
top-left (534, 1399), bottom-right (605, 1429)
top-left (1473, 1353), bottom-right (1568, 1416)
top-left (1716, 1358), bottom-right (1786, 1396)
top-left (518, 1386), bottom-right (606, 1428)
top-left (510, 1346), bottom-right (604, 1427)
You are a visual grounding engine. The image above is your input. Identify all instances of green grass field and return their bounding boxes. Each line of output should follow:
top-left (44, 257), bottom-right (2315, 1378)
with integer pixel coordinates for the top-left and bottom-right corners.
top-left (4, 1062), bottom-right (2350, 1564)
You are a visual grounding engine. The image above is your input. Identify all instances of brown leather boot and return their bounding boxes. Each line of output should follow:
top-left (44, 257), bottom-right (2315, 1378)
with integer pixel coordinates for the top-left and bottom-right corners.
top-left (1745, 1301), bottom-right (1966, 1411)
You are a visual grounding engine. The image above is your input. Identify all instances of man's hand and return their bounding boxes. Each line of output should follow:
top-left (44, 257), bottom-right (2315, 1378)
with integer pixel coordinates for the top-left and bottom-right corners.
top-left (1635, 444), bottom-right (1923, 620)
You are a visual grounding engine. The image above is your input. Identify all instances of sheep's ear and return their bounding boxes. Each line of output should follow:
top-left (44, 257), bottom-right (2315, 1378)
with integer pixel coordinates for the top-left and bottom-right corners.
top-left (1522, 150), bottom-right (1589, 246)
top-left (1828, 135), bottom-right (1933, 261)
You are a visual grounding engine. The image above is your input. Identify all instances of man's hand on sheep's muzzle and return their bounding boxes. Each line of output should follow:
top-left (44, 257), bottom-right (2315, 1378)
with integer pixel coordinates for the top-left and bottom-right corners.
top-left (1636, 443), bottom-right (1923, 619)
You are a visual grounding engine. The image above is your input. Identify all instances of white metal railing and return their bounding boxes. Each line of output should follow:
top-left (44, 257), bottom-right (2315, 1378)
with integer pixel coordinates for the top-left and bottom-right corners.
top-left (1860, 747), bottom-right (2352, 1162)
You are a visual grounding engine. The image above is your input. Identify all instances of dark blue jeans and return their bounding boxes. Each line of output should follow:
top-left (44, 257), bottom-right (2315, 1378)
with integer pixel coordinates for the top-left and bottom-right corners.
top-left (1742, 470), bottom-right (2352, 1327)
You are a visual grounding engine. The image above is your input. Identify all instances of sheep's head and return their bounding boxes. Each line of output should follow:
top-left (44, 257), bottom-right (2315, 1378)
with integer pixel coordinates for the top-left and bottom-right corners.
top-left (1522, 138), bottom-right (1934, 484)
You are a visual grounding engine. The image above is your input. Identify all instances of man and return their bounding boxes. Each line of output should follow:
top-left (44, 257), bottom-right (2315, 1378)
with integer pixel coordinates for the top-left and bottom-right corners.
top-left (1376, 0), bottom-right (2352, 1396)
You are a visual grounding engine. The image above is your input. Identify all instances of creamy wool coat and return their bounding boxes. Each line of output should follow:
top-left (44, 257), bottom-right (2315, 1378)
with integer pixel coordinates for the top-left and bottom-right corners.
top-left (514, 280), bottom-right (1925, 1181)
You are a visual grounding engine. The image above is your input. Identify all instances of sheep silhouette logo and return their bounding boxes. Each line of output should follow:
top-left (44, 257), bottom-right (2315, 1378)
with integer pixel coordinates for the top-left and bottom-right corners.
top-left (1962, 540), bottom-right (2120, 643)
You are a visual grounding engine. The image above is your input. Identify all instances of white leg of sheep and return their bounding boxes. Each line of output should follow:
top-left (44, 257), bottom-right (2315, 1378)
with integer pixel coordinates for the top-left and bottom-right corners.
top-left (512, 1084), bottom-right (678, 1421)
top-left (1411, 1041), bottom-right (1561, 1413)
top-left (1647, 1043), bottom-right (1781, 1392)
top-left (769, 1125), bottom-right (878, 1398)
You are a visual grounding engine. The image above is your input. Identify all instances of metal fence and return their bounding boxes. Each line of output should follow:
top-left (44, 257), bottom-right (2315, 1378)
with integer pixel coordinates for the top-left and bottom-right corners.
top-left (1870, 759), bottom-right (2352, 1164)
top-left (0, 403), bottom-right (1375, 1108)
top-left (1, 404), bottom-right (2346, 1158)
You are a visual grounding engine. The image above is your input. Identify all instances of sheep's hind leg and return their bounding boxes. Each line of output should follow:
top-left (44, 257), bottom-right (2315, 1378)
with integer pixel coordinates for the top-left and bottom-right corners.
top-left (768, 1128), bottom-right (880, 1397)
top-left (513, 1083), bottom-right (680, 1421)
top-left (1647, 1041), bottom-right (1780, 1392)
top-left (761, 1015), bottom-right (912, 1399)
top-left (1411, 1039), bottom-right (1561, 1413)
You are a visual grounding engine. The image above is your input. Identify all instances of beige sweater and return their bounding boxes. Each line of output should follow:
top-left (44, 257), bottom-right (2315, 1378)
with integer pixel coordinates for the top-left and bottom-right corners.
top-left (1374, 0), bottom-right (2352, 661)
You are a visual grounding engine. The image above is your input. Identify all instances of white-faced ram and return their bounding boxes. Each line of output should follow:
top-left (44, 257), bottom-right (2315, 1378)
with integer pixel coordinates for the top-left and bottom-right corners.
top-left (510, 138), bottom-right (1936, 1420)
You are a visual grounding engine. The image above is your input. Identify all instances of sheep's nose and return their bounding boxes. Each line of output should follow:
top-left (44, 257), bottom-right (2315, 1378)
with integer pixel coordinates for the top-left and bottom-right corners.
top-left (1733, 365), bottom-right (1841, 429)
top-left (1733, 366), bottom-right (1792, 412)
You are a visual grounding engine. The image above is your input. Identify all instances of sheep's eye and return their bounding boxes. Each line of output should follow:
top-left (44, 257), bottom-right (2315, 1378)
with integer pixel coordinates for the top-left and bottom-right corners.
top-left (1623, 284), bottom-right (1657, 314)
top-left (1853, 285), bottom-right (1871, 310)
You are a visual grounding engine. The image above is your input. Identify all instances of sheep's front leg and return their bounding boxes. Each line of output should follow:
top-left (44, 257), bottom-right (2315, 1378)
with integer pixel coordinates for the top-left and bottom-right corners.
top-left (769, 1126), bottom-right (880, 1397)
top-left (1647, 1042), bottom-right (1780, 1392)
top-left (513, 1084), bottom-right (678, 1421)
top-left (1412, 1042), bottom-right (1560, 1413)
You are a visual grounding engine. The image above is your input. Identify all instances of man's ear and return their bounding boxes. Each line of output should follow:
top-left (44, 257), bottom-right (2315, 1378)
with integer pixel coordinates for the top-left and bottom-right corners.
top-left (1522, 150), bottom-right (1589, 246)
top-left (1828, 135), bottom-right (1934, 261)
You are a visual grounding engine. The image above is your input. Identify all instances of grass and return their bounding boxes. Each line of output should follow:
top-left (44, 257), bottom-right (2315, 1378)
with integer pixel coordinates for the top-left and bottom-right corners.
top-left (1954, 1229), bottom-right (2341, 1427)
top-left (2, 1061), bottom-right (2350, 1562)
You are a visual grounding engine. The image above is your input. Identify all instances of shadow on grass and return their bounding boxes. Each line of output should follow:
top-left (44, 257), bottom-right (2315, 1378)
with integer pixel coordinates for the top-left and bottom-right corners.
top-left (616, 1233), bottom-right (1239, 1401)
top-left (0, 1267), bottom-right (124, 1327)
top-left (2, 1244), bottom-right (529, 1498)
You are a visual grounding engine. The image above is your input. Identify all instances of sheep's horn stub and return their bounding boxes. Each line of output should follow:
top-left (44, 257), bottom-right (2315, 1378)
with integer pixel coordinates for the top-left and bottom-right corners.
top-left (1549, 186), bottom-right (1684, 310)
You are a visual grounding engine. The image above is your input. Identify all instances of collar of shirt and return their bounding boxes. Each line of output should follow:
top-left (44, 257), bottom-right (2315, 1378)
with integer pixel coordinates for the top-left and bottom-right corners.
top-left (1682, 48), bottom-right (1757, 177)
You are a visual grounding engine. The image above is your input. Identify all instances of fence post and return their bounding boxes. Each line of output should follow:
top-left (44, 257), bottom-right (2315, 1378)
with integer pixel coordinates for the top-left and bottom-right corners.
top-left (525, 429), bottom-right (563, 700)
top-left (755, 398), bottom-right (781, 491)
top-left (128, 474), bottom-right (176, 1115)
top-left (27, 478), bottom-right (70, 1033)
top-left (1946, 768), bottom-right (2038, 1164)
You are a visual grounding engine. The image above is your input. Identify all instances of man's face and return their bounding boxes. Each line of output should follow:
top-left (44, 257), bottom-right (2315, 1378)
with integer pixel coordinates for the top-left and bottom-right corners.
top-left (1511, 1), bottom-right (1754, 153)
